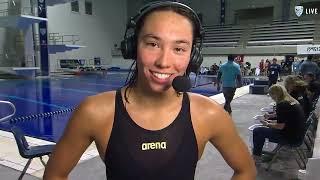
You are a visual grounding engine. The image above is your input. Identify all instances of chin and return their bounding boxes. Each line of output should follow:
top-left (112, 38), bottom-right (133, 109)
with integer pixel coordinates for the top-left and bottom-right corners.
top-left (146, 82), bottom-right (172, 93)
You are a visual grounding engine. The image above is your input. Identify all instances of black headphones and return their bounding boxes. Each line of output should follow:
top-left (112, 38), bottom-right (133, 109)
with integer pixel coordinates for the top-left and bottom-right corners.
top-left (120, 1), bottom-right (204, 74)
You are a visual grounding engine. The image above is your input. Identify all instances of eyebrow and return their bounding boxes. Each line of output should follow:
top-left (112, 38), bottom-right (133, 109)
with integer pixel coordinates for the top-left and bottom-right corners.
top-left (141, 34), bottom-right (191, 46)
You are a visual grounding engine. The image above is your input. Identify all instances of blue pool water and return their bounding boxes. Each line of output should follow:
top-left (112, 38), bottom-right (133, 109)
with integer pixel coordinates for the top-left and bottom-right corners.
top-left (0, 72), bottom-right (222, 142)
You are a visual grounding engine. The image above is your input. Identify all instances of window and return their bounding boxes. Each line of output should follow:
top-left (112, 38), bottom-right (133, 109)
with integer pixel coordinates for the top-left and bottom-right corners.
top-left (85, 1), bottom-right (93, 15)
top-left (71, 1), bottom-right (79, 13)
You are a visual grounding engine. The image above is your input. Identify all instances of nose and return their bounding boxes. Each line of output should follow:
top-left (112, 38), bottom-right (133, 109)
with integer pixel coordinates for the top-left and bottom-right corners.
top-left (155, 47), bottom-right (171, 68)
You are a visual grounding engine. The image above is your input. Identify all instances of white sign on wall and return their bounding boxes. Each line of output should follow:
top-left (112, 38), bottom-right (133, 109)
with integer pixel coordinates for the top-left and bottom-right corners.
top-left (297, 45), bottom-right (320, 54)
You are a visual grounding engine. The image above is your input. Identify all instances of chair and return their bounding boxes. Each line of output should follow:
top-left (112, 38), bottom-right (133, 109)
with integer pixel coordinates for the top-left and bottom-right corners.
top-left (265, 142), bottom-right (307, 171)
top-left (11, 126), bottom-right (55, 180)
top-left (304, 112), bottom-right (318, 153)
top-left (265, 111), bottom-right (316, 171)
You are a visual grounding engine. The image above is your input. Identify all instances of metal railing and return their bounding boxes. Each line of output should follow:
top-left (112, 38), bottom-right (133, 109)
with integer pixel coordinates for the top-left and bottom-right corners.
top-left (0, 0), bottom-right (37, 16)
top-left (0, 1), bottom-right (10, 16)
top-left (34, 33), bottom-right (81, 45)
top-left (0, 53), bottom-right (35, 67)
top-left (0, 100), bottom-right (16, 122)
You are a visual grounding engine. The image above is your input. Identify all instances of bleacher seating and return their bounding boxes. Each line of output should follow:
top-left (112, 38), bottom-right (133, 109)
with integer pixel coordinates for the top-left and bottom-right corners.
top-left (202, 19), bottom-right (316, 47)
top-left (247, 20), bottom-right (315, 46)
top-left (202, 25), bottom-right (244, 47)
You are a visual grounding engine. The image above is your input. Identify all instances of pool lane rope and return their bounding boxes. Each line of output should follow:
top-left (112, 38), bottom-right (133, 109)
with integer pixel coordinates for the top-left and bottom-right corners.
top-left (9, 107), bottom-right (76, 123)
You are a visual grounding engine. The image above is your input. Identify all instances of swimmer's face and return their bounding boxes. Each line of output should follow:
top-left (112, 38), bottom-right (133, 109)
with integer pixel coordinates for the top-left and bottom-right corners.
top-left (136, 10), bottom-right (193, 92)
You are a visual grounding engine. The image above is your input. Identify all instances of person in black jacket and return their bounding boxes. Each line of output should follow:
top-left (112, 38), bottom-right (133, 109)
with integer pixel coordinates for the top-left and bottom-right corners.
top-left (267, 58), bottom-right (281, 87)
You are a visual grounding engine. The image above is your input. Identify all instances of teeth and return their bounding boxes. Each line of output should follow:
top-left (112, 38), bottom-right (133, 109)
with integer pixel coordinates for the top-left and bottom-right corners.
top-left (152, 72), bottom-right (171, 79)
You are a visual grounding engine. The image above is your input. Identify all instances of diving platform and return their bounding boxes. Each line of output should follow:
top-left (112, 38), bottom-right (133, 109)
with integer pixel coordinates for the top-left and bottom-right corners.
top-left (47, 44), bottom-right (86, 54)
top-left (0, 15), bottom-right (47, 29)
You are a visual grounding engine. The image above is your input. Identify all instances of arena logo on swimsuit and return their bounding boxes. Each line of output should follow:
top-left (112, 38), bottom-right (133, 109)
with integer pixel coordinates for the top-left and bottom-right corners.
top-left (141, 142), bottom-right (167, 151)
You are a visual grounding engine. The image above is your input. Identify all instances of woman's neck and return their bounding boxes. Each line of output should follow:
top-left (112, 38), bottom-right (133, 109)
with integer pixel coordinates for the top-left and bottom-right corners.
top-left (126, 84), bottom-right (180, 107)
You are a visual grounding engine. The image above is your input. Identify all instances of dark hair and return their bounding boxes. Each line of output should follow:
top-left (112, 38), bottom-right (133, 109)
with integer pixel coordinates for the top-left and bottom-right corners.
top-left (123, 5), bottom-right (197, 103)
top-left (305, 72), bottom-right (315, 78)
top-left (307, 55), bottom-right (313, 60)
top-left (228, 55), bottom-right (234, 61)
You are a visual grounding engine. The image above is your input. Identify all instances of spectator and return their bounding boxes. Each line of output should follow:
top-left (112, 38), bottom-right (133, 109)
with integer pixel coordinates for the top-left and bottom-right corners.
top-left (259, 59), bottom-right (265, 76)
top-left (284, 75), bottom-right (311, 119)
top-left (265, 59), bottom-right (270, 76)
top-left (267, 58), bottom-right (281, 87)
top-left (292, 59), bottom-right (300, 75)
top-left (286, 56), bottom-right (294, 74)
top-left (304, 72), bottom-right (320, 103)
top-left (299, 55), bottom-right (320, 78)
top-left (209, 63), bottom-right (219, 75)
top-left (252, 84), bottom-right (305, 163)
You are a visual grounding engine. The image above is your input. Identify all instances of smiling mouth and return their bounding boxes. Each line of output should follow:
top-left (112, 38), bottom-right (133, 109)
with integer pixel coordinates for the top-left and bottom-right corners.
top-left (150, 71), bottom-right (172, 79)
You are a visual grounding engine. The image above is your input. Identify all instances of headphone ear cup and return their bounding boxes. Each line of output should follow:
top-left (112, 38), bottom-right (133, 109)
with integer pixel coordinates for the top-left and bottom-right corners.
top-left (188, 46), bottom-right (203, 74)
top-left (121, 35), bottom-right (136, 59)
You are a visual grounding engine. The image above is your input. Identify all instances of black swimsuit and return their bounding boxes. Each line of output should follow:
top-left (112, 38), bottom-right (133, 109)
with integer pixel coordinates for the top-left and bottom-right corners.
top-left (104, 90), bottom-right (198, 180)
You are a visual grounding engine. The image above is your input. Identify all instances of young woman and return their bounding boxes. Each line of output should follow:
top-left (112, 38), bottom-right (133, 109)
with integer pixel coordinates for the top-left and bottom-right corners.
top-left (44, 2), bottom-right (256, 180)
top-left (252, 84), bottom-right (305, 161)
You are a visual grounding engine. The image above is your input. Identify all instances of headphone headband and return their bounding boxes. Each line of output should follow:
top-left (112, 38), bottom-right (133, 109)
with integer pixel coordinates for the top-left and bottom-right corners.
top-left (130, 1), bottom-right (204, 39)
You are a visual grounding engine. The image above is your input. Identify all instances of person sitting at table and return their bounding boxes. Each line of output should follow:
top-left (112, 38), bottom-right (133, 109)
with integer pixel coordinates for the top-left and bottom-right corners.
top-left (252, 84), bottom-right (305, 163)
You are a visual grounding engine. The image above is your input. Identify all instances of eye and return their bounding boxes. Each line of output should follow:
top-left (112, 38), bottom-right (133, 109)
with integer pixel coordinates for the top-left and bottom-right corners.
top-left (146, 42), bottom-right (159, 48)
top-left (174, 47), bottom-right (186, 53)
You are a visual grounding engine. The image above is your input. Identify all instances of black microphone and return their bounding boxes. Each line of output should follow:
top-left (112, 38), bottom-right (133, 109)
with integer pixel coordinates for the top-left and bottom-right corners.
top-left (172, 76), bottom-right (191, 92)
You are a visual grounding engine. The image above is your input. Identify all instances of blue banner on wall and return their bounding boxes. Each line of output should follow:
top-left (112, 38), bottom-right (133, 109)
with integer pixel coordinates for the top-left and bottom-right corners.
top-left (220, 0), bottom-right (225, 25)
top-left (38, 0), bottom-right (49, 76)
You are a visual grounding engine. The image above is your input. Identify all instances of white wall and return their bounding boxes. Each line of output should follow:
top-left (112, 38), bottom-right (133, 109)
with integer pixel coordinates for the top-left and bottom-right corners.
top-left (47, 0), bottom-right (127, 72)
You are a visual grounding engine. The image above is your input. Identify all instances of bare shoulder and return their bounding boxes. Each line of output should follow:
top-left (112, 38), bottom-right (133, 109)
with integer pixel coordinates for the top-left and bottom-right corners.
top-left (72, 91), bottom-right (116, 133)
top-left (81, 91), bottom-right (116, 115)
top-left (188, 92), bottom-right (226, 120)
top-left (188, 92), bottom-right (232, 138)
